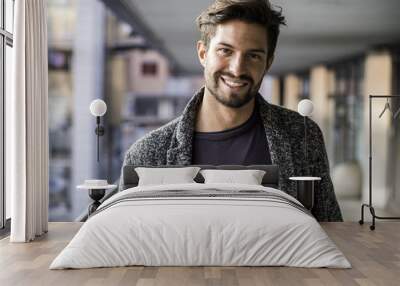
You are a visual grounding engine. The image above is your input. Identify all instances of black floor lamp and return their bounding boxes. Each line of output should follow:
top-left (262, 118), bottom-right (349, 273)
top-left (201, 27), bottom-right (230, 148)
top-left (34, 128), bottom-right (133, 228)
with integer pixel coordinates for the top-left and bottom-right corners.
top-left (359, 95), bottom-right (400, 230)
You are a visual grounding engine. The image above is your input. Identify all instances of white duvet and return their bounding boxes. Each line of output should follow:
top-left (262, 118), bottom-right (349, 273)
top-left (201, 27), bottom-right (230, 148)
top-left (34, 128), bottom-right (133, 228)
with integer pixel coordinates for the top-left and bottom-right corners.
top-left (50, 183), bottom-right (351, 269)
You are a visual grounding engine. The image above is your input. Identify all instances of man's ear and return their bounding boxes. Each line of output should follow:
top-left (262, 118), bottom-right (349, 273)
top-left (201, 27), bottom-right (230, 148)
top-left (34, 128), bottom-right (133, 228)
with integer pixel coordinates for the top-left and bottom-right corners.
top-left (264, 55), bottom-right (274, 75)
top-left (197, 40), bottom-right (207, 68)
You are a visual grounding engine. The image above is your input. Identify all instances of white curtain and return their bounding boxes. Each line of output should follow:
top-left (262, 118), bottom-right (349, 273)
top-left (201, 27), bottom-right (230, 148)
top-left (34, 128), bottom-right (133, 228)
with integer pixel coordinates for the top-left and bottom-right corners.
top-left (8, 0), bottom-right (49, 242)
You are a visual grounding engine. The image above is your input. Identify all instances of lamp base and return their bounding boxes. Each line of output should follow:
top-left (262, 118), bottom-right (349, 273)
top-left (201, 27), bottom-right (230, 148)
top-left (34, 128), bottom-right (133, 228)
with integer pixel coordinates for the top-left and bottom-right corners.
top-left (88, 189), bottom-right (106, 216)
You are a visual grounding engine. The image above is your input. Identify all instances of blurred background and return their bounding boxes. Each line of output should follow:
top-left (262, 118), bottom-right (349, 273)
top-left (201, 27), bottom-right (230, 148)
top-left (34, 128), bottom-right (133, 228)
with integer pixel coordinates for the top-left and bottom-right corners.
top-left (44, 0), bottom-right (400, 221)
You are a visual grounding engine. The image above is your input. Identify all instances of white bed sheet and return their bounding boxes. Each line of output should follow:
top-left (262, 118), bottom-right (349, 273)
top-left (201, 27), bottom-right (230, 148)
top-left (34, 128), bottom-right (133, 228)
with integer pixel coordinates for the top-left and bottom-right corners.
top-left (50, 183), bottom-right (351, 269)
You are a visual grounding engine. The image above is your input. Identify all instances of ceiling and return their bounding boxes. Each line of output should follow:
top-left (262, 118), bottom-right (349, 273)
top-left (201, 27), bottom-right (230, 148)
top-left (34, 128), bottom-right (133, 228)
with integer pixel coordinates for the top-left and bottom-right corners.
top-left (104, 0), bottom-right (400, 75)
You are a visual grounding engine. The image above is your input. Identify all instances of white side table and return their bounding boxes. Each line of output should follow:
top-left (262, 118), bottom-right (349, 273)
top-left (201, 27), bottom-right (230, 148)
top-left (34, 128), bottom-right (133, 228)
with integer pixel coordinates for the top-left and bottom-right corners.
top-left (289, 177), bottom-right (321, 210)
top-left (77, 180), bottom-right (117, 216)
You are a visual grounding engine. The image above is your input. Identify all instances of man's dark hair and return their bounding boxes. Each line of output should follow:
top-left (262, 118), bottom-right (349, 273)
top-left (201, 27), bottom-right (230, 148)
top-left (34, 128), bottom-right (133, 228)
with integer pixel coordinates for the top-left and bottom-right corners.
top-left (196, 0), bottom-right (286, 64)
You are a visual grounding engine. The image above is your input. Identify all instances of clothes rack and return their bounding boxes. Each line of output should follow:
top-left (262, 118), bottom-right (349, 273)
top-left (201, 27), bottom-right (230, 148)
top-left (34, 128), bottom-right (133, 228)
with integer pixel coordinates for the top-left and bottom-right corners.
top-left (359, 95), bottom-right (400, 230)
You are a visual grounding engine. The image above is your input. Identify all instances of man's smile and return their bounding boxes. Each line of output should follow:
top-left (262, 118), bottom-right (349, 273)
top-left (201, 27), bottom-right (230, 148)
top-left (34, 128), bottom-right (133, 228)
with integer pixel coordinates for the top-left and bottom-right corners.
top-left (220, 76), bottom-right (249, 89)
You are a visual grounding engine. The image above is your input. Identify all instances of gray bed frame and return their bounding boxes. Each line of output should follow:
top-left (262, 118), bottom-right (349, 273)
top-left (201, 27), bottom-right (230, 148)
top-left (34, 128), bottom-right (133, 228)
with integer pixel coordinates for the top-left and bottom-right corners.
top-left (79, 165), bottom-right (279, 222)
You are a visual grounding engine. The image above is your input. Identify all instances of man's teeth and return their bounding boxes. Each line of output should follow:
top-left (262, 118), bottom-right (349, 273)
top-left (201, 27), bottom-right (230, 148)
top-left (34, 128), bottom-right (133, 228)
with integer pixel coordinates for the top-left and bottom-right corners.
top-left (222, 78), bottom-right (247, 87)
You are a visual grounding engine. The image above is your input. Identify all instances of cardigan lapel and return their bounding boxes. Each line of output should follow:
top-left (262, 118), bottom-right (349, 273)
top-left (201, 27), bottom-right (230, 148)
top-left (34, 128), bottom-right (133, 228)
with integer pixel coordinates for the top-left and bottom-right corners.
top-left (166, 89), bottom-right (204, 165)
top-left (257, 96), bottom-right (296, 194)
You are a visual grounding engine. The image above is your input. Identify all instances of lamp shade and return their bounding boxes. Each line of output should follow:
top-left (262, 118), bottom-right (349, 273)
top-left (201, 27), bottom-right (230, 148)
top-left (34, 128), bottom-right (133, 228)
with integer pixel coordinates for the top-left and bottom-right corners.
top-left (90, 99), bottom-right (107, 117)
top-left (298, 99), bottom-right (314, 117)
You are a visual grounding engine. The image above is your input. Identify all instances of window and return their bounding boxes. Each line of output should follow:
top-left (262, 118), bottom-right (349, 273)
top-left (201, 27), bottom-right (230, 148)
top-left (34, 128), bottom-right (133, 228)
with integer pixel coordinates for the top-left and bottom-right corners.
top-left (141, 61), bottom-right (158, 76)
top-left (48, 50), bottom-right (71, 70)
top-left (1, 0), bottom-right (14, 230)
top-left (328, 58), bottom-right (364, 166)
top-left (297, 72), bottom-right (310, 100)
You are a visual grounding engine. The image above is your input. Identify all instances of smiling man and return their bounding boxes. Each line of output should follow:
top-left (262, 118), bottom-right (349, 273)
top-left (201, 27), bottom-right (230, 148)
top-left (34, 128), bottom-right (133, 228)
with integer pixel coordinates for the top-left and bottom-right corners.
top-left (120, 0), bottom-right (343, 222)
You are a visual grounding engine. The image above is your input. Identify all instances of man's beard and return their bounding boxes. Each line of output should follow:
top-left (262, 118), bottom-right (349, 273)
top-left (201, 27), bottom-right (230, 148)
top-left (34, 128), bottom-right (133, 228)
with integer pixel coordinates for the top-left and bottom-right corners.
top-left (205, 71), bottom-right (261, 108)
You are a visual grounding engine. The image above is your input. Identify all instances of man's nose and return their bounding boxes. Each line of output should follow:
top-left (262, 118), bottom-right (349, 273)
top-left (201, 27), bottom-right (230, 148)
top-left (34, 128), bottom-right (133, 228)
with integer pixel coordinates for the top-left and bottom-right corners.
top-left (228, 54), bottom-right (247, 77)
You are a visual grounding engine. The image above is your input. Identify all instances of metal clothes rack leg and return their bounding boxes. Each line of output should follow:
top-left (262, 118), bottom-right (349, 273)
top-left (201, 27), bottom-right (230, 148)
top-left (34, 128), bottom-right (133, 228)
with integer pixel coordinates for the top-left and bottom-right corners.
top-left (359, 95), bottom-right (400, 230)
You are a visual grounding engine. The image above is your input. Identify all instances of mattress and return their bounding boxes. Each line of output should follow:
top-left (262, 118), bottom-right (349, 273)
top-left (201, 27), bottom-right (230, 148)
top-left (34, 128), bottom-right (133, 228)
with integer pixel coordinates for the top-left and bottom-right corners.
top-left (50, 183), bottom-right (351, 269)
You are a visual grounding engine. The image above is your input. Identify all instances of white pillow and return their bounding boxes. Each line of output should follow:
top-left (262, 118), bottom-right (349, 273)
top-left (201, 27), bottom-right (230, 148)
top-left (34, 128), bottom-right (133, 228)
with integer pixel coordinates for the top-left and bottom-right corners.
top-left (135, 167), bottom-right (201, 186)
top-left (200, 169), bottom-right (266, 185)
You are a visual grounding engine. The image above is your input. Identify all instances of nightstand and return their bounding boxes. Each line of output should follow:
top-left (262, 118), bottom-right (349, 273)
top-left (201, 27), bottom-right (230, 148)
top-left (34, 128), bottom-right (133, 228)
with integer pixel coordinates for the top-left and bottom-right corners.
top-left (77, 180), bottom-right (117, 216)
top-left (289, 176), bottom-right (321, 210)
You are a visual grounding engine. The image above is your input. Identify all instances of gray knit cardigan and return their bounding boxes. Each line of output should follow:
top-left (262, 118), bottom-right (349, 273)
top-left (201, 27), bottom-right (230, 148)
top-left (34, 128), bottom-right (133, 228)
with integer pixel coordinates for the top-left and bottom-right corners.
top-left (119, 88), bottom-right (343, 222)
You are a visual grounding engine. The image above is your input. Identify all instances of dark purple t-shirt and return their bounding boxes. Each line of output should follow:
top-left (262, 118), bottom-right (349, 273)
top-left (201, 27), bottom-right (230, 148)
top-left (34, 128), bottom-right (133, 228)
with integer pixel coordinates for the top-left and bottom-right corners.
top-left (192, 104), bottom-right (271, 165)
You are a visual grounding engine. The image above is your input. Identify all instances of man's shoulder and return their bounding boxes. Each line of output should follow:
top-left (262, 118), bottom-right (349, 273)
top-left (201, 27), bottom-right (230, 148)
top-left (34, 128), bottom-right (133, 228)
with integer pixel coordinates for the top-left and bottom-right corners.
top-left (266, 102), bottom-right (321, 133)
top-left (267, 102), bottom-right (304, 124)
top-left (124, 117), bottom-right (181, 165)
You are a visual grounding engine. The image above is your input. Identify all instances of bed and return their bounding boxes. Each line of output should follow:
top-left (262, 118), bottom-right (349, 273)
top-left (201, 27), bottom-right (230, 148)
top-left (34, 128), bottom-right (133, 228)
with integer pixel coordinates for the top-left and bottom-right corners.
top-left (50, 165), bottom-right (350, 269)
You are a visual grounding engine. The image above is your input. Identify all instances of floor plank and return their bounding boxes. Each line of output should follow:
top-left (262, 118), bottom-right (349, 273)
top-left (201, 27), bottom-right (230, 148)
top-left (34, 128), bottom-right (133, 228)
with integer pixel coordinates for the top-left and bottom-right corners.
top-left (0, 222), bottom-right (399, 286)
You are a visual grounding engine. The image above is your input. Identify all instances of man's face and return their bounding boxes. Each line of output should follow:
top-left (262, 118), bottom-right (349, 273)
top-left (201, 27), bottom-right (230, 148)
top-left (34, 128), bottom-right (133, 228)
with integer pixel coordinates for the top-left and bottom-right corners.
top-left (197, 20), bottom-right (272, 108)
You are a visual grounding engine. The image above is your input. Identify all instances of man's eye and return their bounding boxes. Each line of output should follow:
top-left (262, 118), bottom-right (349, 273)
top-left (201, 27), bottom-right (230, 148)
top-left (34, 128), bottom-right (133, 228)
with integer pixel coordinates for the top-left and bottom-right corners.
top-left (218, 48), bottom-right (231, 56)
top-left (249, 54), bottom-right (261, 60)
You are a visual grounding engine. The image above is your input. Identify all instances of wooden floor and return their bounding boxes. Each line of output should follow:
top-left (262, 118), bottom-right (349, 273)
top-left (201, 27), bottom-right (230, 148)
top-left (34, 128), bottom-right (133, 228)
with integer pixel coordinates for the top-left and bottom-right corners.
top-left (0, 222), bottom-right (399, 286)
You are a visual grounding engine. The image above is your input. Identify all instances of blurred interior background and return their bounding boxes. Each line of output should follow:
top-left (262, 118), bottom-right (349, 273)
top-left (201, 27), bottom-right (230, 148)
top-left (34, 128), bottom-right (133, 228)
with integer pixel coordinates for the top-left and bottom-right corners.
top-left (40, 0), bottom-right (400, 221)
